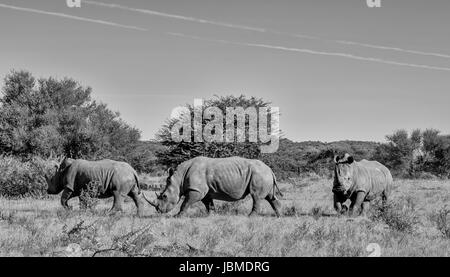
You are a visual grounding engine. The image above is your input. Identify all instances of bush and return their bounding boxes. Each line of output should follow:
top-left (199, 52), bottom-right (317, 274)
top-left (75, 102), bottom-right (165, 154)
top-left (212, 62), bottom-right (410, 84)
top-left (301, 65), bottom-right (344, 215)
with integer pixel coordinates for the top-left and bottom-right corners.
top-left (79, 181), bottom-right (100, 210)
top-left (283, 205), bottom-right (300, 217)
top-left (370, 199), bottom-right (419, 233)
top-left (431, 206), bottom-right (450, 239)
top-left (60, 220), bottom-right (100, 255)
top-left (0, 155), bottom-right (55, 198)
top-left (311, 205), bottom-right (325, 220)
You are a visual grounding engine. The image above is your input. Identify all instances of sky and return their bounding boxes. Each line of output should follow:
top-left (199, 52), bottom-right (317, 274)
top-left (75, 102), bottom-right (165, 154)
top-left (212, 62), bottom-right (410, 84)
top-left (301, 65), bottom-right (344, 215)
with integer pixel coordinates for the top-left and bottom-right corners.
top-left (0, 0), bottom-right (449, 143)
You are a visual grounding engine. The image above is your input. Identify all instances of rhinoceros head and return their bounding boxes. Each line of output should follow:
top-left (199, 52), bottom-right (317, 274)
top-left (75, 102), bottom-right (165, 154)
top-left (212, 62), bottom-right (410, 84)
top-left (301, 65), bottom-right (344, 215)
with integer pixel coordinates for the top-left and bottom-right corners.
top-left (333, 153), bottom-right (355, 194)
top-left (46, 157), bottom-right (73, 194)
top-left (144, 167), bottom-right (180, 213)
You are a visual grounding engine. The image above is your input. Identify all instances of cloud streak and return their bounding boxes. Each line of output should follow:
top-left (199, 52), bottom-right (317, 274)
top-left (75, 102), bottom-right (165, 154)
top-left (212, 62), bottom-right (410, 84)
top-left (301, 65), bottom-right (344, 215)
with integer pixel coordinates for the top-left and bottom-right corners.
top-left (167, 32), bottom-right (450, 72)
top-left (1, 2), bottom-right (449, 72)
top-left (0, 3), bottom-right (147, 31)
top-left (83, 0), bottom-right (266, 33)
top-left (334, 40), bottom-right (450, 59)
top-left (85, 0), bottom-right (450, 59)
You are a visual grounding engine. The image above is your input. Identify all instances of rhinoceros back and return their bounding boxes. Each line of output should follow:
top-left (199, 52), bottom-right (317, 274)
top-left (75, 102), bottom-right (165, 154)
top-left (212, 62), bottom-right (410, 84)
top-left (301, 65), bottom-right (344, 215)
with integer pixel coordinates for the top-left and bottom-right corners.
top-left (182, 157), bottom-right (273, 201)
top-left (352, 160), bottom-right (392, 201)
top-left (208, 157), bottom-right (252, 199)
top-left (65, 159), bottom-right (137, 195)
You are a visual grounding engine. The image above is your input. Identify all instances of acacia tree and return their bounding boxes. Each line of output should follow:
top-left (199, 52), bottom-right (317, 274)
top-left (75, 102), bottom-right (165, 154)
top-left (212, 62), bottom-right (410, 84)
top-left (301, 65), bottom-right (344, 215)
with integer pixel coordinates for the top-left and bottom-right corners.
top-left (420, 129), bottom-right (450, 177)
top-left (372, 128), bottom-right (450, 178)
top-left (371, 129), bottom-right (417, 176)
top-left (156, 95), bottom-right (275, 168)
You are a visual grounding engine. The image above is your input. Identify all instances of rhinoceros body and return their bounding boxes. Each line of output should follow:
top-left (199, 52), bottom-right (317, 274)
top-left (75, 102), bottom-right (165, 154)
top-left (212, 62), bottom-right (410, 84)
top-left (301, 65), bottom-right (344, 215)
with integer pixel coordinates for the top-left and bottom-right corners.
top-left (144, 156), bottom-right (282, 217)
top-left (345, 160), bottom-right (392, 201)
top-left (46, 158), bottom-right (145, 216)
top-left (333, 153), bottom-right (392, 216)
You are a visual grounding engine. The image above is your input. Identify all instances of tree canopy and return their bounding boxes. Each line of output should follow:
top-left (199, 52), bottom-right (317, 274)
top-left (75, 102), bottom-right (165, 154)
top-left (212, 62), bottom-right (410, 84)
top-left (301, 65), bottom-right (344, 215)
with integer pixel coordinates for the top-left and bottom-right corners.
top-left (0, 70), bottom-right (140, 160)
top-left (156, 95), bottom-right (275, 168)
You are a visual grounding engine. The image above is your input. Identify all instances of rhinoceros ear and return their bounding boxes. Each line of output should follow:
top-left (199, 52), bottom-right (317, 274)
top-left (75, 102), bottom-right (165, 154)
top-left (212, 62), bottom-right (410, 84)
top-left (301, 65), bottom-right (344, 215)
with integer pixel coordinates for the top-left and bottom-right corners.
top-left (342, 153), bottom-right (354, 164)
top-left (167, 167), bottom-right (174, 177)
top-left (334, 155), bottom-right (341, 164)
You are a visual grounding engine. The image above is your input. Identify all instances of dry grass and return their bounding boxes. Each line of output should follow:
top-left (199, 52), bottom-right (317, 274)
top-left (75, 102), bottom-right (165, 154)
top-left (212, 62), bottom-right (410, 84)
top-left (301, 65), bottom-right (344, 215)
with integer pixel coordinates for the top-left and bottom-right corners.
top-left (0, 178), bottom-right (449, 257)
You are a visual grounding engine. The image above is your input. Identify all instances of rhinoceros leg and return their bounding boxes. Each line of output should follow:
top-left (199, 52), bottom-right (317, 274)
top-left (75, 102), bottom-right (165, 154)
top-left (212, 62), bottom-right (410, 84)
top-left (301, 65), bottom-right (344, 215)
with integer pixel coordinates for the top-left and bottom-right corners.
top-left (109, 191), bottom-right (124, 214)
top-left (265, 195), bottom-right (282, 217)
top-left (128, 187), bottom-right (145, 217)
top-left (201, 197), bottom-right (215, 215)
top-left (381, 190), bottom-right (389, 207)
top-left (349, 191), bottom-right (366, 217)
top-left (333, 193), bottom-right (346, 214)
top-left (176, 190), bottom-right (203, 217)
top-left (249, 195), bottom-right (263, 216)
top-left (61, 188), bottom-right (73, 210)
top-left (361, 201), bottom-right (370, 217)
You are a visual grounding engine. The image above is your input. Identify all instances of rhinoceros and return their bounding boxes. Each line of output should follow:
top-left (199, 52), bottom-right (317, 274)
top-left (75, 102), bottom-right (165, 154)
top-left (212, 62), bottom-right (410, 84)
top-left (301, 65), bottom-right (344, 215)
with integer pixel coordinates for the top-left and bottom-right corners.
top-left (143, 156), bottom-right (283, 217)
top-left (46, 158), bottom-right (145, 216)
top-left (332, 153), bottom-right (392, 216)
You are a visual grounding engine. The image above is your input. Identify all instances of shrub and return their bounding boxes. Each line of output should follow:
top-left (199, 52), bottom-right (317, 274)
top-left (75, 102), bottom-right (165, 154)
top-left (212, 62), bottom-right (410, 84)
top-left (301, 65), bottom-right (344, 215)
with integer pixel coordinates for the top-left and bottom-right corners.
top-left (0, 155), bottom-right (55, 198)
top-left (431, 206), bottom-right (450, 239)
top-left (215, 202), bottom-right (243, 215)
top-left (138, 174), bottom-right (164, 191)
top-left (311, 205), bottom-right (324, 220)
top-left (283, 205), bottom-right (300, 217)
top-left (60, 220), bottom-right (100, 255)
top-left (370, 199), bottom-right (419, 233)
top-left (79, 181), bottom-right (100, 210)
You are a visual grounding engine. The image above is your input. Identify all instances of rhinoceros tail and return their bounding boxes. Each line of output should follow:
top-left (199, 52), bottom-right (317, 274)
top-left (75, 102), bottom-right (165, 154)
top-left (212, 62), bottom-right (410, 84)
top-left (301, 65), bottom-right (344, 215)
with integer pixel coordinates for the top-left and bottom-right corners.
top-left (272, 172), bottom-right (283, 198)
top-left (133, 172), bottom-right (141, 194)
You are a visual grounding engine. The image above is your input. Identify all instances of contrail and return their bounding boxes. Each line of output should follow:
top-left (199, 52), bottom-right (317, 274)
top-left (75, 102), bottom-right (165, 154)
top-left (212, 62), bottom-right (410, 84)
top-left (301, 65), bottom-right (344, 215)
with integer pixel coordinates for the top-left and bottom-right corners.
top-left (83, 0), bottom-right (266, 33)
top-left (0, 3), bottom-right (147, 31)
top-left (85, 0), bottom-right (450, 59)
top-left (334, 40), bottom-right (450, 59)
top-left (1, 3), bottom-right (449, 72)
top-left (167, 32), bottom-right (450, 72)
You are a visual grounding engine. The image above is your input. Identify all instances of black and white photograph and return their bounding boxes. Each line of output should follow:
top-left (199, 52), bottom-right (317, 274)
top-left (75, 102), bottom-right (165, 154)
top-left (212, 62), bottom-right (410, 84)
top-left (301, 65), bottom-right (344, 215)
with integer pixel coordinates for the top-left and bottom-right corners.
top-left (0, 0), bottom-right (449, 261)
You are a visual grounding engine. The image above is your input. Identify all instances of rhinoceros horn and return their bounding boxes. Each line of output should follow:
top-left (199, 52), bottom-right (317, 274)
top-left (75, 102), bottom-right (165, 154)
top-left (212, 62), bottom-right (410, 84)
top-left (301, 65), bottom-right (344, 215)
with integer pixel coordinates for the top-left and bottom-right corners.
top-left (142, 191), bottom-right (158, 208)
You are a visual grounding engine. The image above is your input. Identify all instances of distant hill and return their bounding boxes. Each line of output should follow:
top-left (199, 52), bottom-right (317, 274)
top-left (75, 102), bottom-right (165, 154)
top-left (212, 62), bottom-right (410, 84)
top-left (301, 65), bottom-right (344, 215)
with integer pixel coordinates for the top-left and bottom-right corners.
top-left (138, 138), bottom-right (380, 179)
top-left (261, 138), bottom-right (380, 179)
top-left (128, 140), bottom-right (166, 173)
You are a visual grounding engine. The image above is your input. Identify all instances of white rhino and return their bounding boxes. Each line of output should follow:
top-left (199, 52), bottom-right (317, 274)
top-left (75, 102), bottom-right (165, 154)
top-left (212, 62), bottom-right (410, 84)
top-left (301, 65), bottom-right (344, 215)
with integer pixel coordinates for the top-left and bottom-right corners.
top-left (144, 156), bottom-right (283, 217)
top-left (46, 158), bottom-right (145, 216)
top-left (332, 153), bottom-right (392, 216)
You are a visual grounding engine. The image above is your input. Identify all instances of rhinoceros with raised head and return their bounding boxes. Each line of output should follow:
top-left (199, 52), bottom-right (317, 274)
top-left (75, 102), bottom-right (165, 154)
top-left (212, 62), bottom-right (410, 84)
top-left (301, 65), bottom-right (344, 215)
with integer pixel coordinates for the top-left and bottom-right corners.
top-left (332, 153), bottom-right (392, 216)
top-left (143, 156), bottom-right (283, 217)
top-left (46, 158), bottom-right (145, 216)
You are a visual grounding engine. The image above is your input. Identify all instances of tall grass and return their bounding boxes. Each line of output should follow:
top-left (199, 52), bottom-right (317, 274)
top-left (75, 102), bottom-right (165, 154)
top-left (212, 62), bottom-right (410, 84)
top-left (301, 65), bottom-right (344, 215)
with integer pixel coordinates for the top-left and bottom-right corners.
top-left (430, 206), bottom-right (450, 239)
top-left (0, 177), bottom-right (449, 256)
top-left (370, 199), bottom-right (419, 234)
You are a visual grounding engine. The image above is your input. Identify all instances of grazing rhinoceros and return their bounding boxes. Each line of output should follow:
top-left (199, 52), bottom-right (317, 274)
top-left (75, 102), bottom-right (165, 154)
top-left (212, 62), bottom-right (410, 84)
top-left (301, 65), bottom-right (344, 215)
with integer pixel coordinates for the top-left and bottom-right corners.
top-left (143, 156), bottom-right (283, 217)
top-left (46, 158), bottom-right (145, 216)
top-left (332, 153), bottom-right (392, 217)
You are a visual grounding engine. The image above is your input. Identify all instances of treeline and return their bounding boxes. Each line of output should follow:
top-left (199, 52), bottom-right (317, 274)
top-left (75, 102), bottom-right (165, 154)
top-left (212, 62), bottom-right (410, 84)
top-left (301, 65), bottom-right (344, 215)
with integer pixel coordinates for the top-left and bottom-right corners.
top-left (261, 139), bottom-right (380, 179)
top-left (1, 70), bottom-right (449, 198)
top-left (372, 129), bottom-right (450, 178)
top-left (262, 130), bottom-right (450, 180)
top-left (151, 94), bottom-right (450, 180)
